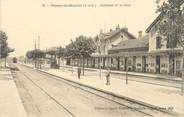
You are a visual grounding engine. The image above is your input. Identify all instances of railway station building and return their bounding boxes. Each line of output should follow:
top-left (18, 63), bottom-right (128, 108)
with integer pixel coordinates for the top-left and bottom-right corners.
top-left (68, 21), bottom-right (183, 77)
top-left (67, 1), bottom-right (184, 77)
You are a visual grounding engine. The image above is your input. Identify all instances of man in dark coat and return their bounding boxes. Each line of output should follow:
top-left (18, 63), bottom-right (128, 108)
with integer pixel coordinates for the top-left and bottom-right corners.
top-left (77, 67), bottom-right (81, 79)
top-left (106, 68), bottom-right (111, 85)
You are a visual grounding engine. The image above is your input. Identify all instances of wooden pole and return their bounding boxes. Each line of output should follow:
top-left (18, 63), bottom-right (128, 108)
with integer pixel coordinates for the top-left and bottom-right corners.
top-left (83, 56), bottom-right (84, 75)
top-left (100, 54), bottom-right (101, 79)
top-left (182, 47), bottom-right (184, 95)
top-left (125, 57), bottom-right (128, 84)
top-left (182, 71), bottom-right (184, 95)
top-left (4, 57), bottom-right (6, 68)
top-left (126, 67), bottom-right (128, 84)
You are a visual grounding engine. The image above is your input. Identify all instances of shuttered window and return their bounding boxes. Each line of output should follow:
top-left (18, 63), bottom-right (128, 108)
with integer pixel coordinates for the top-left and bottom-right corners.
top-left (156, 36), bottom-right (162, 49)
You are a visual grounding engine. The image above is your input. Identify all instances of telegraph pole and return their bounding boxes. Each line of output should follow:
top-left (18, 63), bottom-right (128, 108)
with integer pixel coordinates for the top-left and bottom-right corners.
top-left (182, 47), bottom-right (184, 96)
top-left (38, 36), bottom-right (40, 49)
top-left (96, 36), bottom-right (101, 79)
top-left (34, 40), bottom-right (37, 68)
top-left (99, 51), bottom-right (101, 79)
top-left (38, 36), bottom-right (41, 69)
top-left (70, 39), bottom-right (75, 73)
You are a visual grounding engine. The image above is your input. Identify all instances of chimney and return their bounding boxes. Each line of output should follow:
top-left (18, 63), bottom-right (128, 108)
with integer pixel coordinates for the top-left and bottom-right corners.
top-left (116, 24), bottom-right (120, 30)
top-left (123, 25), bottom-right (128, 32)
top-left (138, 31), bottom-right (143, 39)
top-left (100, 29), bottom-right (103, 34)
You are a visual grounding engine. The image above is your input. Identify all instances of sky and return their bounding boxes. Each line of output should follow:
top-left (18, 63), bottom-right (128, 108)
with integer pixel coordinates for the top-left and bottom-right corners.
top-left (1, 0), bottom-right (159, 57)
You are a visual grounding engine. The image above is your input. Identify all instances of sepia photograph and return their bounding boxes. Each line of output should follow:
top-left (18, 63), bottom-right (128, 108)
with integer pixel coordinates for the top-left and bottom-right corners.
top-left (0, 0), bottom-right (184, 117)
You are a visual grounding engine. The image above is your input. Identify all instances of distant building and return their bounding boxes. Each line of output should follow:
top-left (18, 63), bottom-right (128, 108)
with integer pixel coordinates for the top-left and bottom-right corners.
top-left (108, 34), bottom-right (149, 72)
top-left (91, 25), bottom-right (136, 68)
top-left (93, 25), bottom-right (136, 55)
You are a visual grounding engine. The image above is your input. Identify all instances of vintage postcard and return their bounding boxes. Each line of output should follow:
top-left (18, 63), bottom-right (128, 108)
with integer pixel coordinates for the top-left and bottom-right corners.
top-left (0, 0), bottom-right (184, 117)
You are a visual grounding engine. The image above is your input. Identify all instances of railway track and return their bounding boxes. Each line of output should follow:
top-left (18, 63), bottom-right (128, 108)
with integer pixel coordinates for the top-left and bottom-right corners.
top-left (19, 71), bottom-right (76, 117)
top-left (11, 64), bottom-right (177, 117)
top-left (36, 70), bottom-right (177, 117)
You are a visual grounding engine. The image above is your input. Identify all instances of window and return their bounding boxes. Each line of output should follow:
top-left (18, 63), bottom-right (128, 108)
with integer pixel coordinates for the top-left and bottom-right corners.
top-left (150, 27), bottom-right (156, 37)
top-left (120, 61), bottom-right (124, 65)
top-left (161, 63), bottom-right (168, 68)
top-left (167, 38), bottom-right (177, 48)
top-left (119, 33), bottom-right (124, 40)
top-left (156, 36), bottom-right (162, 49)
top-left (111, 58), bottom-right (113, 64)
top-left (176, 60), bottom-right (181, 69)
top-left (149, 63), bottom-right (155, 67)
top-left (103, 45), bottom-right (106, 54)
top-left (128, 60), bottom-right (132, 66)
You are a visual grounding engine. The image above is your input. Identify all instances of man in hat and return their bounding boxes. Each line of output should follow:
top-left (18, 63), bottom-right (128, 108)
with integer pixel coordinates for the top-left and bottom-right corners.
top-left (77, 67), bottom-right (81, 79)
top-left (106, 67), bottom-right (111, 85)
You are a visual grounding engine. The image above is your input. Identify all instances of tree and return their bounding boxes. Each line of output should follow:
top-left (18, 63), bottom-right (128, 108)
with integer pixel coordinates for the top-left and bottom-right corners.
top-left (65, 42), bottom-right (80, 59)
top-left (26, 49), bottom-right (45, 59)
top-left (156, 0), bottom-right (184, 94)
top-left (64, 35), bottom-right (96, 75)
top-left (156, 0), bottom-right (184, 46)
top-left (26, 50), bottom-right (33, 59)
top-left (73, 35), bottom-right (97, 75)
top-left (46, 47), bottom-right (60, 68)
top-left (56, 46), bottom-right (66, 67)
top-left (26, 49), bottom-right (45, 68)
top-left (0, 31), bottom-right (14, 67)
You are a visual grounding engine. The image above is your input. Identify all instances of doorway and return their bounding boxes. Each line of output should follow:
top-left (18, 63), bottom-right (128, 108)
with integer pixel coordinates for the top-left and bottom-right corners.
top-left (156, 55), bottom-right (160, 74)
top-left (169, 55), bottom-right (175, 75)
top-left (124, 57), bottom-right (127, 71)
top-left (142, 56), bottom-right (146, 72)
top-left (133, 56), bottom-right (136, 71)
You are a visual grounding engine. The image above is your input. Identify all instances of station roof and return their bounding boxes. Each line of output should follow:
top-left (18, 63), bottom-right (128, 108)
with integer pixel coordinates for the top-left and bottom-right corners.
top-left (99, 28), bottom-right (136, 41)
top-left (109, 35), bottom-right (149, 51)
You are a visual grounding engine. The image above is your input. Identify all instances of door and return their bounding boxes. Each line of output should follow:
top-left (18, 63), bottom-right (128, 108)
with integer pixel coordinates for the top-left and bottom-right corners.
top-left (117, 57), bottom-right (120, 70)
top-left (169, 55), bottom-right (175, 75)
top-left (142, 56), bottom-right (146, 72)
top-left (103, 57), bottom-right (106, 69)
top-left (124, 57), bottom-right (127, 71)
top-left (133, 56), bottom-right (136, 71)
top-left (156, 55), bottom-right (160, 74)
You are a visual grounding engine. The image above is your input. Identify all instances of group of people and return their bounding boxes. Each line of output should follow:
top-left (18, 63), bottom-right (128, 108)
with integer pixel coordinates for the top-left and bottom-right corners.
top-left (76, 67), bottom-right (111, 85)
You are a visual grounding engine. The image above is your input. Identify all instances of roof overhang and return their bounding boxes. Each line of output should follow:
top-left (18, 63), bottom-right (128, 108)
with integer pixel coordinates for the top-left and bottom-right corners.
top-left (109, 51), bottom-right (149, 57)
top-left (145, 13), bottom-right (162, 33)
top-left (149, 49), bottom-right (183, 56)
top-left (100, 28), bottom-right (136, 41)
top-left (109, 47), bottom-right (149, 52)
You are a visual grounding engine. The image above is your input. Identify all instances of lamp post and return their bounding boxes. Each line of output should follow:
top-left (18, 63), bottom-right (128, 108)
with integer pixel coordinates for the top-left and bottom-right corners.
top-left (96, 36), bottom-right (102, 79)
top-left (99, 50), bottom-right (101, 79)
top-left (125, 57), bottom-right (128, 84)
top-left (38, 36), bottom-right (41, 69)
top-left (182, 69), bottom-right (184, 96)
top-left (34, 40), bottom-right (37, 68)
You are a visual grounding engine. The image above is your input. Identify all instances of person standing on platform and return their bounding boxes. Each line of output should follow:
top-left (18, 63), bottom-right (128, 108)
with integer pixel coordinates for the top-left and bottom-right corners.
top-left (106, 67), bottom-right (111, 85)
top-left (77, 67), bottom-right (81, 79)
